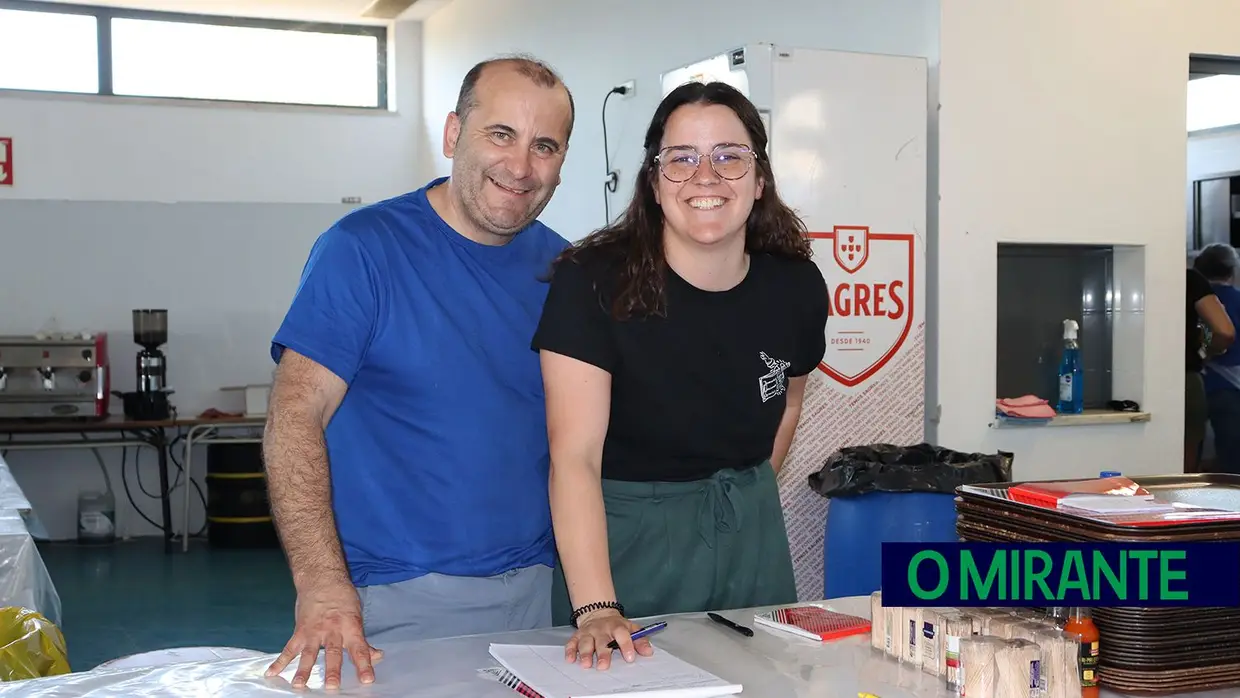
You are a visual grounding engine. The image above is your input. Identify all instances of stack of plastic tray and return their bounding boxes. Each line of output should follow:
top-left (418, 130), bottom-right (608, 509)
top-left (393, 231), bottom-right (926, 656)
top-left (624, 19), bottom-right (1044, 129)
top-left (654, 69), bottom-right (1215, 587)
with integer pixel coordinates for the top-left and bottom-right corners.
top-left (955, 474), bottom-right (1240, 694)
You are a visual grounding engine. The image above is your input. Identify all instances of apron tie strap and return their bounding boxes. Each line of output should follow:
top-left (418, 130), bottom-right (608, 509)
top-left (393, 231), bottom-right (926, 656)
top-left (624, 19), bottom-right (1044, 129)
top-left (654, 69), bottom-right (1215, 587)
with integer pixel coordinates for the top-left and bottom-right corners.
top-left (698, 469), bottom-right (746, 548)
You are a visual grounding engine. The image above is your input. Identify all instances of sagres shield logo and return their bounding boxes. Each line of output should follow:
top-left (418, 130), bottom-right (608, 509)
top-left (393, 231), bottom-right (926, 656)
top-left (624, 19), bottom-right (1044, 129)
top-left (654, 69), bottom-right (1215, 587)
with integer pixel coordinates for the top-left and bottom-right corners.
top-left (809, 225), bottom-right (915, 388)
top-left (833, 225), bottom-right (868, 273)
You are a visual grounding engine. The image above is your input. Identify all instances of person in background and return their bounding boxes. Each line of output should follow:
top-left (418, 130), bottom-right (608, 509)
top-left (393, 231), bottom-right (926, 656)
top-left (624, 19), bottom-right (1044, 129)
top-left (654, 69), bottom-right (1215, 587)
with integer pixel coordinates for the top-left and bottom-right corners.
top-left (1195, 244), bottom-right (1240, 473)
top-left (261, 55), bottom-right (574, 689)
top-left (1187, 263), bottom-right (1235, 473)
top-left (531, 81), bottom-right (829, 670)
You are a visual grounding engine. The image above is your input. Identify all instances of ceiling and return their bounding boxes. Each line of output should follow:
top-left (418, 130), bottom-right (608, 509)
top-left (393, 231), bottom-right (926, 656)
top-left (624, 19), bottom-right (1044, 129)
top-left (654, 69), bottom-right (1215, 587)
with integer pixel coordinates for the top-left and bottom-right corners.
top-left (31, 0), bottom-right (453, 23)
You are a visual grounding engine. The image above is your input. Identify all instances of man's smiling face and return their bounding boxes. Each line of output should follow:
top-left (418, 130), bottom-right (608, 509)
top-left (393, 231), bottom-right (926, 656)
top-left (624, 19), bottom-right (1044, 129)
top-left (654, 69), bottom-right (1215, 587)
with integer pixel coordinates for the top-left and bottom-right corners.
top-left (442, 62), bottom-right (573, 243)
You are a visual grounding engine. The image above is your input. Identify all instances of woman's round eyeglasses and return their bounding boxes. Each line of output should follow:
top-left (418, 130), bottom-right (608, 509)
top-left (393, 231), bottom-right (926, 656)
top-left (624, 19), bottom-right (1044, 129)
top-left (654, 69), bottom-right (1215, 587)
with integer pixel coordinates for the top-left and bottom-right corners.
top-left (654, 144), bottom-right (756, 183)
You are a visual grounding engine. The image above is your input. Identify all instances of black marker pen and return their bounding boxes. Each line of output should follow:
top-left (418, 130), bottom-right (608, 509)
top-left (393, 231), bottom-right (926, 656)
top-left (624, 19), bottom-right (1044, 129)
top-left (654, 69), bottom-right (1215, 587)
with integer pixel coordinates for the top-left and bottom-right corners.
top-left (708, 612), bottom-right (754, 637)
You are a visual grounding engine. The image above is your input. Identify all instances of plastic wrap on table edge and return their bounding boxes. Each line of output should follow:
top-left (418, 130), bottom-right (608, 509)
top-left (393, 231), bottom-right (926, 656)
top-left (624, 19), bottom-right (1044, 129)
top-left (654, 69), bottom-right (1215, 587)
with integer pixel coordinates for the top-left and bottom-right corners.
top-left (807, 442), bottom-right (1014, 498)
top-left (0, 514), bottom-right (60, 630)
top-left (0, 607), bottom-right (69, 682)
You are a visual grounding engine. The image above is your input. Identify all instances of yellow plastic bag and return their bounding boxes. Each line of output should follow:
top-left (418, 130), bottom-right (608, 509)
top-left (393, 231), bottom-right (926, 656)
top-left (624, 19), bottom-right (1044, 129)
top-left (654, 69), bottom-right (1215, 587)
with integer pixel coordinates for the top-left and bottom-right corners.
top-left (0, 607), bottom-right (69, 681)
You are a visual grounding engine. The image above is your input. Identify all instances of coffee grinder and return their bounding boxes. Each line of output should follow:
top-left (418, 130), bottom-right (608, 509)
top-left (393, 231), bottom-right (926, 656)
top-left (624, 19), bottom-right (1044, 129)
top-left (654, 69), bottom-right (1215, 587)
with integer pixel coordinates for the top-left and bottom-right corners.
top-left (121, 309), bottom-right (174, 420)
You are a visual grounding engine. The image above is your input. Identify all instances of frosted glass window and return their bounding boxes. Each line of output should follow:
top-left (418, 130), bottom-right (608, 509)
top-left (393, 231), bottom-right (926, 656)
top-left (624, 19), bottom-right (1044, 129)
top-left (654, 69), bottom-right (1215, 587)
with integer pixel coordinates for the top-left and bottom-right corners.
top-left (0, 9), bottom-right (99, 94)
top-left (110, 18), bottom-right (382, 108)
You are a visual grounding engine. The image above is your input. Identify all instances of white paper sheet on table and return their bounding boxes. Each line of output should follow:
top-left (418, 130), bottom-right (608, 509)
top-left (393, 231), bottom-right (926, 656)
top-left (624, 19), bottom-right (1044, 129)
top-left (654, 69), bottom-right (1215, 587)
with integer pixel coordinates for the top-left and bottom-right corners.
top-left (1058, 493), bottom-right (1175, 514)
top-left (488, 644), bottom-right (742, 698)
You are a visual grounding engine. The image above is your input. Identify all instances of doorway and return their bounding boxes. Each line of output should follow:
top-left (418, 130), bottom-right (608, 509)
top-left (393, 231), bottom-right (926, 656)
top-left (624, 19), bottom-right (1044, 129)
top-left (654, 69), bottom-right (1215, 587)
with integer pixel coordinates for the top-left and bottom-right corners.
top-left (1185, 54), bottom-right (1240, 473)
top-left (1190, 172), bottom-right (1240, 252)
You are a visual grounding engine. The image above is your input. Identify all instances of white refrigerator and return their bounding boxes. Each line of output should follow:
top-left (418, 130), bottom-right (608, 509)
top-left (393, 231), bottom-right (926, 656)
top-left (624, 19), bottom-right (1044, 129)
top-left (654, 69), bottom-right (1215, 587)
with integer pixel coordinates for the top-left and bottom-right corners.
top-left (662, 44), bottom-right (929, 601)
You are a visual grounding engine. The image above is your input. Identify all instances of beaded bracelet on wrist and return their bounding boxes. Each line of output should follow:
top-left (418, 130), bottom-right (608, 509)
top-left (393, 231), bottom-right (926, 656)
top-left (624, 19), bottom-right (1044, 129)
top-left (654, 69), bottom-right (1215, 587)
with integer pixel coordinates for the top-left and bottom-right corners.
top-left (570, 601), bottom-right (625, 628)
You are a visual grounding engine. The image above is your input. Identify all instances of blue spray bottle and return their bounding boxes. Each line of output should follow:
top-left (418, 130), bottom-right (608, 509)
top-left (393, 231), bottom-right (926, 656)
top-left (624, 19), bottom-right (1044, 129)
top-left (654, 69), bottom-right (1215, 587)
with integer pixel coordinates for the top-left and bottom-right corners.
top-left (1057, 319), bottom-right (1083, 414)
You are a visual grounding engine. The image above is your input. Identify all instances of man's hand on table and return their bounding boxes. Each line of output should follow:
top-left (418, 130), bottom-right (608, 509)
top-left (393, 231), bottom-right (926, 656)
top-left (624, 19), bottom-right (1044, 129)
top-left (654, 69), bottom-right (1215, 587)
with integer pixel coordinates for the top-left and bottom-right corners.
top-left (264, 581), bottom-right (383, 689)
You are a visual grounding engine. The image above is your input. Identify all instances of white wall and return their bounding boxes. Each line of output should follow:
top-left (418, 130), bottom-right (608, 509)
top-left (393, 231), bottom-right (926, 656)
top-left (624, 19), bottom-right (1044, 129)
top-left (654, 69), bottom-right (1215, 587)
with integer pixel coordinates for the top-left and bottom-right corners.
top-left (0, 25), bottom-right (421, 205)
top-left (936, 0), bottom-right (1240, 480)
top-left (0, 22), bottom-right (424, 540)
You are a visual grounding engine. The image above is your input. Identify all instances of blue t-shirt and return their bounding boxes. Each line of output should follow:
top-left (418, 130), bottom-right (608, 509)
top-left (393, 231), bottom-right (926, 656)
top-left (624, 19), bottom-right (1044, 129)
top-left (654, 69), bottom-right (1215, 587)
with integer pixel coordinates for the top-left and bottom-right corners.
top-left (1205, 282), bottom-right (1240, 393)
top-left (270, 177), bottom-right (569, 587)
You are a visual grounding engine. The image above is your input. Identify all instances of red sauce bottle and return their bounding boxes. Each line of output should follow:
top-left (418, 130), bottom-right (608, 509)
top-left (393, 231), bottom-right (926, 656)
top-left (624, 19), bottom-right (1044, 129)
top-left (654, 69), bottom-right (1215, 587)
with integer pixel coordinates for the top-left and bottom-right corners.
top-left (1063, 607), bottom-right (1100, 698)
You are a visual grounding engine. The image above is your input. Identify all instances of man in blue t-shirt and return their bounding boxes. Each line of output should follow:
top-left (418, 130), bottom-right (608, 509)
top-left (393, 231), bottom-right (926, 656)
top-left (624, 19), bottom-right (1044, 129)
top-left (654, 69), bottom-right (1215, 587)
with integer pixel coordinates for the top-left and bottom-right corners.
top-left (262, 56), bottom-right (574, 689)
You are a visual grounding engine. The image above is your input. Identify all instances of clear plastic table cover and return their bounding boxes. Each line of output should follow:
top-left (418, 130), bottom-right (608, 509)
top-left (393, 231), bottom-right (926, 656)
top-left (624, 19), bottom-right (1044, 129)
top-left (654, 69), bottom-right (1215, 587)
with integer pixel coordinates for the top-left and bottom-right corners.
top-left (0, 509), bottom-right (60, 629)
top-left (0, 597), bottom-right (1227, 697)
top-left (0, 455), bottom-right (59, 628)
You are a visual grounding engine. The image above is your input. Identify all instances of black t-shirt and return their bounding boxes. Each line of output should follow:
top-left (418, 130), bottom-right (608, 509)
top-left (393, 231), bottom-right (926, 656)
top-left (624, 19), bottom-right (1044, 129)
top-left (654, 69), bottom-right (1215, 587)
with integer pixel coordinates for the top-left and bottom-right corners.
top-left (531, 250), bottom-right (830, 483)
top-left (1188, 268), bottom-right (1215, 372)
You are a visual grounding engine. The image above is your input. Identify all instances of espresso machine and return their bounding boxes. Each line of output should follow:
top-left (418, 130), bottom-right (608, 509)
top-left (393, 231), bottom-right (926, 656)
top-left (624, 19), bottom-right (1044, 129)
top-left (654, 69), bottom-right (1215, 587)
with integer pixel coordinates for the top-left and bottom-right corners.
top-left (115, 309), bottom-right (174, 420)
top-left (0, 332), bottom-right (111, 420)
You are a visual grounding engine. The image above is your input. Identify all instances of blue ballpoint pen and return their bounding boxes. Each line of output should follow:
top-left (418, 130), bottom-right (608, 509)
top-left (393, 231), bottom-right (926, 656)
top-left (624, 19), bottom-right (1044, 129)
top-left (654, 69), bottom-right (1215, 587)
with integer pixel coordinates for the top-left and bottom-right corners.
top-left (606, 621), bottom-right (667, 650)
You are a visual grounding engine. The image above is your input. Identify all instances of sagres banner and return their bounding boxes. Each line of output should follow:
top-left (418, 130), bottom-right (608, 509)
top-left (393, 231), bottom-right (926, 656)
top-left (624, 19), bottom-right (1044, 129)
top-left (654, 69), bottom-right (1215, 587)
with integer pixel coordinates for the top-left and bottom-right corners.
top-left (779, 224), bottom-right (926, 601)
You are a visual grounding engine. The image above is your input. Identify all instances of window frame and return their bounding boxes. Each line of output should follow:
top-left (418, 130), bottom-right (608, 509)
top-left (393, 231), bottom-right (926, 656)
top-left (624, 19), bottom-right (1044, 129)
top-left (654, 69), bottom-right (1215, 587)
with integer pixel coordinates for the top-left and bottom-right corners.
top-left (0, 0), bottom-right (389, 110)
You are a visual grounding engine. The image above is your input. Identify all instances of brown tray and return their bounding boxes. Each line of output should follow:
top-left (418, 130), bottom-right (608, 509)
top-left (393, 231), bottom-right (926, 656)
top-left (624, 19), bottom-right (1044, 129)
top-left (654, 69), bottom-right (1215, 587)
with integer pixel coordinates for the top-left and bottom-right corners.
top-left (1093, 607), bottom-right (1239, 621)
top-left (956, 483), bottom-right (1240, 694)
top-left (957, 473), bottom-right (1240, 532)
top-left (1091, 621), bottom-right (1240, 644)
top-left (956, 493), bottom-right (1240, 537)
top-left (1095, 643), bottom-right (1240, 670)
top-left (1099, 662), bottom-right (1240, 695)
top-left (955, 498), bottom-right (1240, 541)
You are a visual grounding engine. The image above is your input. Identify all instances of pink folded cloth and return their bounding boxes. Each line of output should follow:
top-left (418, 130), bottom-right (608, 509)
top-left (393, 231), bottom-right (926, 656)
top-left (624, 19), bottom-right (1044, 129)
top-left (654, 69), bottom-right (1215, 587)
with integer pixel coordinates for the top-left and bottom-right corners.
top-left (997, 395), bottom-right (1057, 419)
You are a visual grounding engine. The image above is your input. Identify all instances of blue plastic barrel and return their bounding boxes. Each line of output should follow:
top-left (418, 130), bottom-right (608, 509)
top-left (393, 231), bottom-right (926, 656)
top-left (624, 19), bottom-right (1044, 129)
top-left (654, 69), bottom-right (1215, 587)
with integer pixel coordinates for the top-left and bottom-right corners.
top-left (822, 492), bottom-right (960, 599)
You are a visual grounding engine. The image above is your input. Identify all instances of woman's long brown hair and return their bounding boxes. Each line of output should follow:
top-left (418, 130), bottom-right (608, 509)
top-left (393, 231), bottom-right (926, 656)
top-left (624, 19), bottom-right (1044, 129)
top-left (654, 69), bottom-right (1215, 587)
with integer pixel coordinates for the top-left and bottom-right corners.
top-left (550, 80), bottom-right (813, 321)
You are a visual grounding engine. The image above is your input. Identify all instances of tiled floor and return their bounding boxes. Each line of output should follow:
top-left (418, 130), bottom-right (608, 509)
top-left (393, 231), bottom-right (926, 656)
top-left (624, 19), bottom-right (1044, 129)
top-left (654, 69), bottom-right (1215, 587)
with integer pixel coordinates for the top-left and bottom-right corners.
top-left (38, 537), bottom-right (295, 671)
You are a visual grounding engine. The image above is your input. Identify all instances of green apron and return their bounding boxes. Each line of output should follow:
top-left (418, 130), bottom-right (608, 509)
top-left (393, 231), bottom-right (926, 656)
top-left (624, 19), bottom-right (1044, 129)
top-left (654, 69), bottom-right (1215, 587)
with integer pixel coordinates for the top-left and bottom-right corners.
top-left (551, 461), bottom-right (797, 625)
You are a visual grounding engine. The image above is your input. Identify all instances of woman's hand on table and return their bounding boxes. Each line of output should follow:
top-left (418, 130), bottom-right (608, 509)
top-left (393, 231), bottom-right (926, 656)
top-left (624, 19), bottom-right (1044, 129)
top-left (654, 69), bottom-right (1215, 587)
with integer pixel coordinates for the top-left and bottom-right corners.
top-left (264, 581), bottom-right (384, 689)
top-left (566, 608), bottom-right (655, 670)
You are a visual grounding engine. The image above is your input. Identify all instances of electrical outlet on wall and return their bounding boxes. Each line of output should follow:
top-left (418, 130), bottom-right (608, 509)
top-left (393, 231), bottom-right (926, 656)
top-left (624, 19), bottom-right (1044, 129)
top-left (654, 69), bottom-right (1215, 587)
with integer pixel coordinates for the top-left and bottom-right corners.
top-left (616, 80), bottom-right (635, 98)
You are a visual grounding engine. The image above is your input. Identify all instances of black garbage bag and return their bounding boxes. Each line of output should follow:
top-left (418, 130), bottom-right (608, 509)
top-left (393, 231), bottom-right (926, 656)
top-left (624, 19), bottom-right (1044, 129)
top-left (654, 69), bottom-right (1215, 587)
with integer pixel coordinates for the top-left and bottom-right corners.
top-left (808, 442), bottom-right (1014, 498)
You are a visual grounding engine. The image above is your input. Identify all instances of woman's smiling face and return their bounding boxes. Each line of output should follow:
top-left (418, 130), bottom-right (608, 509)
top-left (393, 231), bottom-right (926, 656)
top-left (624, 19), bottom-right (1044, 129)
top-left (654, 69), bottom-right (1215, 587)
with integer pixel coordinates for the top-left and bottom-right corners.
top-left (654, 103), bottom-right (763, 250)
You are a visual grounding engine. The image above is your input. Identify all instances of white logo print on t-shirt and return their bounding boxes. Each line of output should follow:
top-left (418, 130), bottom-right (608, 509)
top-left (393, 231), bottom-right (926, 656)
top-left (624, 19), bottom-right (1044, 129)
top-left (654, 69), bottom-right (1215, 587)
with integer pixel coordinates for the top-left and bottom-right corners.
top-left (758, 351), bottom-right (792, 403)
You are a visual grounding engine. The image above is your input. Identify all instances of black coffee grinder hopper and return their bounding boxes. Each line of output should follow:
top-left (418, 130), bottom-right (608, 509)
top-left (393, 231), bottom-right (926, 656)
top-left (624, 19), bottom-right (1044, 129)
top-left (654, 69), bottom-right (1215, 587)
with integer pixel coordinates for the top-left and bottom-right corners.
top-left (114, 309), bottom-right (174, 421)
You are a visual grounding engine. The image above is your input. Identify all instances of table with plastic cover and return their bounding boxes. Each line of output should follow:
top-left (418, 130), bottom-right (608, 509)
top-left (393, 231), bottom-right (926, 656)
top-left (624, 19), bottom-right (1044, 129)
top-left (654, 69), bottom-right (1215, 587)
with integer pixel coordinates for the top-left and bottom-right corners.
top-left (1, 596), bottom-right (1229, 697)
top-left (0, 454), bottom-right (59, 627)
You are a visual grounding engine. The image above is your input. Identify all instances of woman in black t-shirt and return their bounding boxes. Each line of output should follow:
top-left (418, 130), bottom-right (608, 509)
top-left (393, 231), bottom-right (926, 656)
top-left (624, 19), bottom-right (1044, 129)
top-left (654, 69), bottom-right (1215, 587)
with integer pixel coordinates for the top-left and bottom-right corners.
top-left (531, 81), bottom-right (829, 669)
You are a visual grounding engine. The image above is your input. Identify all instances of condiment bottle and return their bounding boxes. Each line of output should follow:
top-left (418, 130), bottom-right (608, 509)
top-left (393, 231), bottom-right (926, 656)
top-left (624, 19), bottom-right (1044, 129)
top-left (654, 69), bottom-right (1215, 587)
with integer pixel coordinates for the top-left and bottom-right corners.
top-left (1063, 607), bottom-right (1100, 698)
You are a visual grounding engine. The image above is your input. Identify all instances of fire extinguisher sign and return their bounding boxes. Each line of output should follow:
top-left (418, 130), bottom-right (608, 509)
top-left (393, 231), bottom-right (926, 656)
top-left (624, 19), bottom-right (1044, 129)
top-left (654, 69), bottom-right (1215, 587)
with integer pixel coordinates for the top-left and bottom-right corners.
top-left (0, 138), bottom-right (11, 186)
